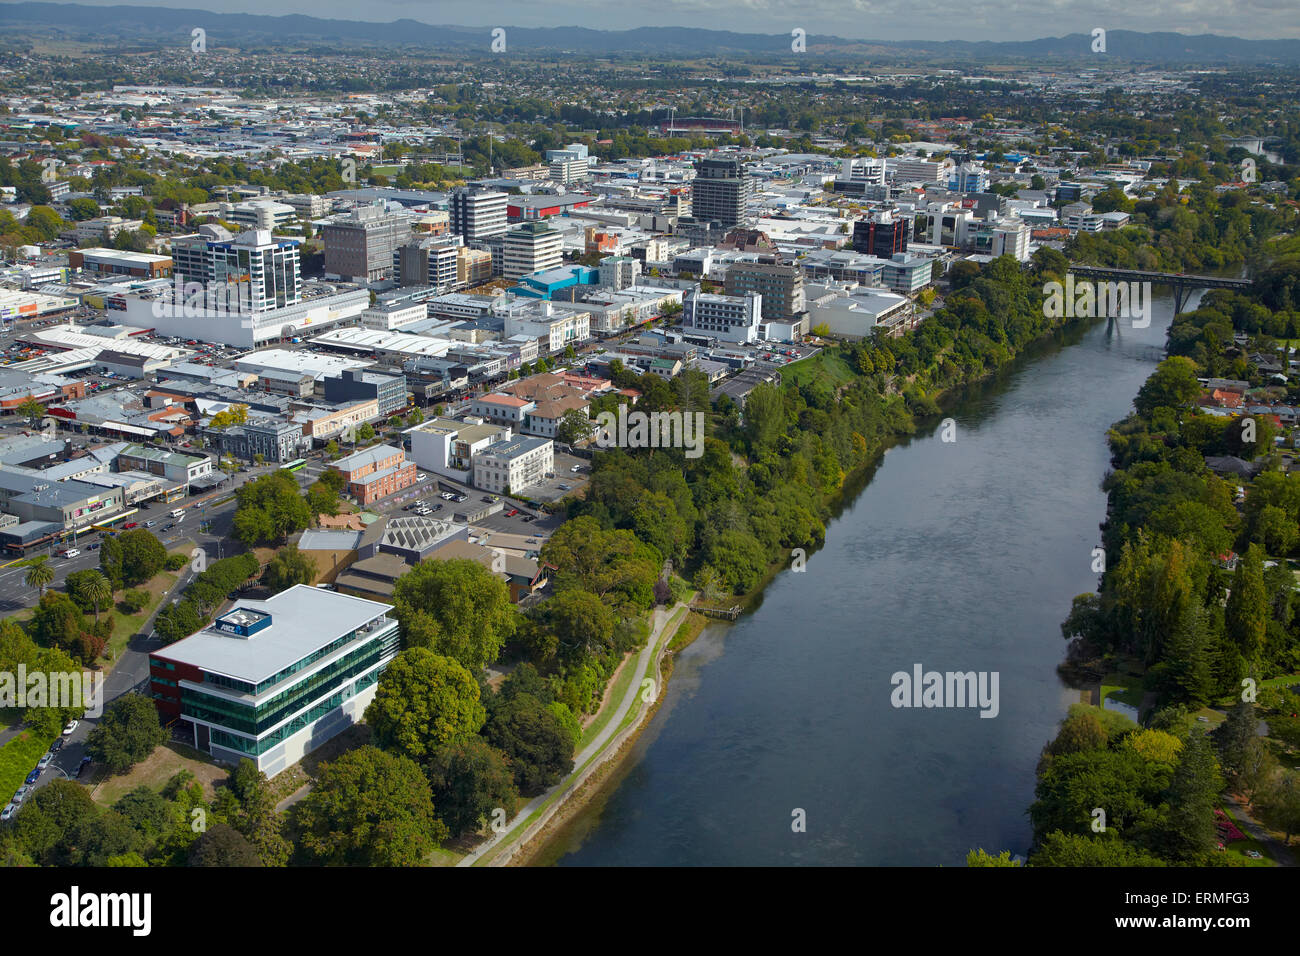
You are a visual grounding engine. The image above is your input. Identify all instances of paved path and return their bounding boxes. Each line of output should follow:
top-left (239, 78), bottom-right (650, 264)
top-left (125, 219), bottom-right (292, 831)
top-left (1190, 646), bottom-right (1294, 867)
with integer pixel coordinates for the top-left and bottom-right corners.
top-left (457, 601), bottom-right (686, 867)
top-left (1224, 792), bottom-right (1295, 866)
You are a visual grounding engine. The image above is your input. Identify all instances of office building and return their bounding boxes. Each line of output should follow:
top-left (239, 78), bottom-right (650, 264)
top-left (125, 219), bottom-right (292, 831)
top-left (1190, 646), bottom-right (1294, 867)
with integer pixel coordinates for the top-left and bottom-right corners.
top-left (691, 157), bottom-right (754, 228)
top-left (503, 221), bottom-right (564, 279)
top-left (852, 213), bottom-right (910, 260)
top-left (449, 186), bottom-right (509, 241)
top-left (322, 367), bottom-right (407, 418)
top-left (331, 443), bottom-right (416, 504)
top-left (393, 234), bottom-right (462, 292)
top-left (723, 257), bottom-right (807, 323)
top-left (473, 435), bottom-right (554, 494)
top-left (172, 226), bottom-right (301, 313)
top-left (148, 587), bottom-right (401, 776)
top-left (323, 204), bottom-right (413, 283)
top-left (682, 289), bottom-right (763, 343)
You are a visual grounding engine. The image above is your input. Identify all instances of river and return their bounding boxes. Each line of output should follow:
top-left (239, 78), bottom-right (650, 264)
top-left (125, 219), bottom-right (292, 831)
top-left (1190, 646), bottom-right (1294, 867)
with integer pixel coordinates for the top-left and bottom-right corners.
top-left (539, 293), bottom-right (1187, 866)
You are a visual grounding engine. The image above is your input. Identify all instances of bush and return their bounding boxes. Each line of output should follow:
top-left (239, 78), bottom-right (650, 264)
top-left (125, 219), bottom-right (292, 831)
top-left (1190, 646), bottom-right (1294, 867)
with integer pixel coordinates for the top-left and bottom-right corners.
top-left (164, 553), bottom-right (189, 571)
top-left (119, 589), bottom-right (150, 614)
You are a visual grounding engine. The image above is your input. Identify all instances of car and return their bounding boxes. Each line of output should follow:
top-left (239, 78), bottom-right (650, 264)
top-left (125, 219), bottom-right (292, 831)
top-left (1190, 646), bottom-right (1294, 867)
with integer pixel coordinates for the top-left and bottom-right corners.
top-left (506, 508), bottom-right (519, 517)
top-left (431, 503), bottom-right (443, 512)
top-left (122, 522), bottom-right (138, 529)
top-left (162, 523), bottom-right (174, 532)
top-left (226, 591), bottom-right (239, 600)
top-left (416, 474), bottom-right (428, 482)
top-left (76, 756), bottom-right (91, 778)
top-left (49, 738), bottom-right (64, 754)
top-left (571, 464), bottom-right (582, 473)
top-left (1, 804), bottom-right (14, 822)
top-left (482, 496), bottom-right (495, 503)
top-left (144, 520), bottom-right (157, 528)
top-left (63, 719), bottom-right (78, 736)
top-left (454, 494), bottom-right (467, 503)
top-left (440, 492), bottom-right (454, 500)
top-left (13, 785), bottom-right (30, 804)
top-left (37, 753), bottom-right (52, 770)
top-left (558, 483), bottom-right (571, 491)
top-left (521, 514), bottom-right (537, 523)
top-left (61, 549), bottom-right (80, 559)
top-left (25, 769), bottom-right (40, 786)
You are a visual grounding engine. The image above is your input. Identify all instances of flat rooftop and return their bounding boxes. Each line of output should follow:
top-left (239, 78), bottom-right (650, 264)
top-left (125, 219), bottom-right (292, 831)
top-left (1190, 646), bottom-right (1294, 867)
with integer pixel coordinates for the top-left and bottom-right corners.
top-left (155, 584), bottom-right (393, 686)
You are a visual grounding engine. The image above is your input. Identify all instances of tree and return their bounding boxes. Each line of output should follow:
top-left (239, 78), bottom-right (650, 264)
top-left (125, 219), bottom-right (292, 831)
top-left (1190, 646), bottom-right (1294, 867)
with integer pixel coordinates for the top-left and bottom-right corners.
top-left (99, 532), bottom-right (124, 590)
top-left (293, 746), bottom-right (447, 866)
top-left (29, 591), bottom-right (88, 653)
top-left (1029, 831), bottom-right (1167, 866)
top-left (262, 545), bottom-right (317, 593)
top-left (118, 528), bottom-right (166, 586)
top-left (391, 559), bottom-right (519, 670)
top-left (1134, 356), bottom-right (1201, 417)
top-left (15, 396), bottom-right (44, 425)
top-left (424, 738), bottom-right (520, 837)
top-left (208, 404), bottom-right (248, 430)
top-left (966, 848), bottom-right (1020, 866)
top-left (557, 408), bottom-right (594, 445)
top-left (364, 649), bottom-right (487, 761)
top-left (1156, 729), bottom-right (1224, 863)
top-left (1226, 544), bottom-right (1269, 668)
top-left (223, 759), bottom-right (290, 866)
top-left (14, 779), bottom-right (99, 864)
top-left (545, 588), bottom-right (616, 660)
top-left (1217, 698), bottom-right (1258, 780)
top-left (484, 692), bottom-right (575, 794)
top-left (232, 470), bottom-right (312, 546)
top-left (72, 570), bottom-right (113, 625)
top-left (85, 694), bottom-right (167, 774)
top-left (23, 556), bottom-right (53, 597)
top-left (188, 823), bottom-right (263, 866)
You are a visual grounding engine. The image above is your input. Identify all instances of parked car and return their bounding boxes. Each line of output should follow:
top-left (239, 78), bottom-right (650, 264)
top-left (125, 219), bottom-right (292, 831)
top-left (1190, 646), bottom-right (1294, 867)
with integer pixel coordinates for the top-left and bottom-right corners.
top-left (62, 719), bottom-right (78, 736)
top-left (61, 549), bottom-right (80, 559)
top-left (0, 803), bottom-right (14, 822)
top-left (144, 520), bottom-right (157, 528)
top-left (13, 785), bottom-right (30, 804)
top-left (122, 522), bottom-right (138, 530)
top-left (76, 756), bottom-right (91, 778)
top-left (506, 508), bottom-right (519, 517)
top-left (37, 753), bottom-right (52, 770)
top-left (521, 514), bottom-right (537, 523)
top-left (25, 769), bottom-right (40, 786)
top-left (416, 474), bottom-right (428, 482)
top-left (49, 738), bottom-right (64, 754)
top-left (571, 464), bottom-right (582, 473)
top-left (440, 492), bottom-right (454, 500)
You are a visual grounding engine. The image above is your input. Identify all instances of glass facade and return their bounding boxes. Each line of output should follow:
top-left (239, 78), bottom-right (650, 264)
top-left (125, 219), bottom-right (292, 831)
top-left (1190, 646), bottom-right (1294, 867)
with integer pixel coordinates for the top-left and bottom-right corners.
top-left (183, 621), bottom-right (398, 756)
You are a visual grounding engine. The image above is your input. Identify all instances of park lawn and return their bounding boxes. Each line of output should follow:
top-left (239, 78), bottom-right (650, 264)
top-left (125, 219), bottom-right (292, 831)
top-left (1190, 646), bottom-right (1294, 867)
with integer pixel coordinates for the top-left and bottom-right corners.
top-left (426, 847), bottom-right (465, 867)
top-left (1218, 806), bottom-right (1277, 867)
top-left (101, 572), bottom-right (177, 664)
top-left (1191, 706), bottom-right (1227, 728)
top-left (1259, 671), bottom-right (1300, 690)
top-left (0, 728), bottom-right (57, 803)
top-left (1100, 672), bottom-right (1144, 710)
top-left (89, 741), bottom-right (226, 807)
top-left (579, 650), bottom-right (639, 751)
top-left (782, 349), bottom-right (855, 389)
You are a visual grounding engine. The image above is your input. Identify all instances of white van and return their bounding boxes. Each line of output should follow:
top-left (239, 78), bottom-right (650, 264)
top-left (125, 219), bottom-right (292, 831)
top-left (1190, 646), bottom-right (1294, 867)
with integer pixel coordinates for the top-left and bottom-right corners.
top-left (170, 509), bottom-right (185, 520)
top-left (62, 549), bottom-right (80, 559)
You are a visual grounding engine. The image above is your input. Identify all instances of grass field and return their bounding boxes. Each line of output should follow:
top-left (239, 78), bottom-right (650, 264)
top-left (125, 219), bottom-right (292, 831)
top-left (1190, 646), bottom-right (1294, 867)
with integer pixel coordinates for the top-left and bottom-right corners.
top-left (0, 728), bottom-right (56, 804)
top-left (89, 741), bottom-right (226, 806)
top-left (1218, 806), bottom-right (1277, 867)
top-left (102, 572), bottom-right (178, 663)
top-left (781, 349), bottom-right (857, 389)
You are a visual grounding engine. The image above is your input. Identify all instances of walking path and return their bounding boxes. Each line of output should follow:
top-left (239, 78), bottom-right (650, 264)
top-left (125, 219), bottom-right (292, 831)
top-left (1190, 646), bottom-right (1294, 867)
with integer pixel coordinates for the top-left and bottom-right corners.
top-left (457, 601), bottom-right (688, 867)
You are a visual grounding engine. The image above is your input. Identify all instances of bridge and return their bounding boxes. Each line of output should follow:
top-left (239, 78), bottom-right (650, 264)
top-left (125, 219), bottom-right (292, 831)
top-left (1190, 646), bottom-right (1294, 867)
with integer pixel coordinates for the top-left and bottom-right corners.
top-left (1067, 266), bottom-right (1252, 316)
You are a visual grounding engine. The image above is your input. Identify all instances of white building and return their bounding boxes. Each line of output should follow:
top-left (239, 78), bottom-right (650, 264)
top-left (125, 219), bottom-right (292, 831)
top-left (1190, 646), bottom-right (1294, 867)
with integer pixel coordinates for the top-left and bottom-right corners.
top-left (474, 434), bottom-right (554, 494)
top-left (681, 289), bottom-right (763, 343)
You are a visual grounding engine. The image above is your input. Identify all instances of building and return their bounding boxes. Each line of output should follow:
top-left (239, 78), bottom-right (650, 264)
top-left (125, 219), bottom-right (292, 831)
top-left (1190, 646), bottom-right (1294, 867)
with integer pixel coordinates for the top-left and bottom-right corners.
top-left (203, 418), bottom-right (311, 462)
top-left (682, 289), bottom-right (763, 343)
top-left (546, 144), bottom-right (593, 185)
top-left (148, 586), bottom-right (401, 776)
top-left (408, 417), bottom-right (508, 480)
top-left (457, 246), bottom-right (493, 288)
top-left (69, 248), bottom-right (172, 278)
top-left (691, 157), bottom-right (754, 228)
top-left (0, 468), bottom-right (125, 531)
top-left (116, 443), bottom-right (213, 488)
top-left (806, 283), bottom-right (912, 340)
top-left (598, 255), bottom-right (641, 291)
top-left (172, 226), bottom-right (302, 313)
top-left (323, 204), bottom-right (413, 283)
top-left (723, 257), bottom-right (807, 323)
top-left (227, 199), bottom-right (297, 231)
top-left (949, 162), bottom-right (990, 194)
top-left (331, 443), bottom-right (416, 505)
top-left (503, 301), bottom-right (591, 355)
top-left (449, 186), bottom-right (509, 241)
top-left (891, 158), bottom-right (945, 183)
top-left (74, 216), bottom-right (143, 243)
top-left (1060, 202), bottom-right (1103, 233)
top-left (360, 300), bottom-right (427, 332)
top-left (474, 434), bottom-right (554, 494)
top-left (852, 213), bottom-right (909, 260)
top-left (321, 367), bottom-right (407, 418)
top-left (393, 234), bottom-right (462, 292)
top-left (503, 221), bottom-right (564, 279)
top-left (470, 393), bottom-right (535, 430)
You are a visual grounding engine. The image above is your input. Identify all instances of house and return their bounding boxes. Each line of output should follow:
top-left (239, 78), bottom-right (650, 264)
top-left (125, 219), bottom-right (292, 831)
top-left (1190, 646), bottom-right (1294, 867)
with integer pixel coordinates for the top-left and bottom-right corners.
top-left (332, 443), bottom-right (417, 505)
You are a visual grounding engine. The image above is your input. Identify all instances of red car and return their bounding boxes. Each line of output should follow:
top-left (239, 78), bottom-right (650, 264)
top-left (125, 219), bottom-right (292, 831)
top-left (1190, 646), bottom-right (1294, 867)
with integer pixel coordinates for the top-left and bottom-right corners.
top-left (122, 522), bottom-right (139, 529)
top-left (506, 508), bottom-right (519, 517)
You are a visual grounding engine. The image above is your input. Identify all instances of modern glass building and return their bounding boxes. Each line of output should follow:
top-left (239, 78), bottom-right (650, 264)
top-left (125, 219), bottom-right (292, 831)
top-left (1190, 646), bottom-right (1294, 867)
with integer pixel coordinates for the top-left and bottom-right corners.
top-left (149, 585), bottom-right (400, 776)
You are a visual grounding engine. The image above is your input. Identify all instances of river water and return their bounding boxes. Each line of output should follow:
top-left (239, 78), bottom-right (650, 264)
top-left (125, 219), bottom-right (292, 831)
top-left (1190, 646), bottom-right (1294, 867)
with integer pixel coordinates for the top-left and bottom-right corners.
top-left (541, 295), bottom-right (1184, 866)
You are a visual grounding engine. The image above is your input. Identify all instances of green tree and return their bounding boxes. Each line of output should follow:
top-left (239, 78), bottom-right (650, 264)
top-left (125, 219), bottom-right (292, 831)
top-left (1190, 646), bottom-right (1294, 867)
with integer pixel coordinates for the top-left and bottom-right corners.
top-left (232, 471), bottom-right (312, 546)
top-left (85, 694), bottom-right (167, 774)
top-left (1134, 356), bottom-right (1201, 417)
top-left (14, 779), bottom-right (99, 864)
top-left (118, 528), bottom-right (166, 586)
top-left (71, 570), bottom-right (113, 625)
top-left (262, 545), bottom-right (317, 593)
top-left (966, 848), bottom-right (1021, 866)
top-left (99, 533), bottom-right (124, 590)
top-left (293, 746), bottom-right (447, 866)
top-left (391, 559), bottom-right (519, 670)
top-left (23, 555), bottom-right (54, 597)
top-left (484, 692), bottom-right (575, 795)
top-left (1226, 544), bottom-right (1269, 668)
top-left (424, 738), bottom-right (520, 837)
top-left (188, 823), bottom-right (263, 866)
top-left (1156, 729), bottom-right (1224, 863)
top-left (364, 649), bottom-right (487, 761)
top-left (544, 588), bottom-right (616, 661)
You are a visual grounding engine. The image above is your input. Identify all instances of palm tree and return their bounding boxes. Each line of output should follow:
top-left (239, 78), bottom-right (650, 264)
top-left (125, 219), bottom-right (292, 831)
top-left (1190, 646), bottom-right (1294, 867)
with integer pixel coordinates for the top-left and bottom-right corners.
top-left (75, 571), bottom-right (113, 625)
top-left (15, 397), bottom-right (44, 428)
top-left (24, 556), bottom-right (54, 597)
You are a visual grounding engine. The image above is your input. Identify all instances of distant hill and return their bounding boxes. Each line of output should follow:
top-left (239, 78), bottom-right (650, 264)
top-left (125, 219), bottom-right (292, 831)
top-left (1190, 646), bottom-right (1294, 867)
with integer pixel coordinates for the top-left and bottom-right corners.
top-left (2, 2), bottom-right (1299, 63)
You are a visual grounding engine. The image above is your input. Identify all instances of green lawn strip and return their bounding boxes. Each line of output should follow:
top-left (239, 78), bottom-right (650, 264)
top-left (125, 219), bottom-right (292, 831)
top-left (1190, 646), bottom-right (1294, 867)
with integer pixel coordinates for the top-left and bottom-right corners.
top-left (426, 847), bottom-right (463, 867)
top-left (1100, 671), bottom-right (1143, 709)
top-left (1218, 806), bottom-right (1277, 867)
top-left (0, 728), bottom-right (57, 803)
top-left (1259, 672), bottom-right (1300, 690)
top-left (102, 572), bottom-right (177, 664)
top-left (473, 613), bottom-right (686, 868)
top-left (579, 650), bottom-right (640, 751)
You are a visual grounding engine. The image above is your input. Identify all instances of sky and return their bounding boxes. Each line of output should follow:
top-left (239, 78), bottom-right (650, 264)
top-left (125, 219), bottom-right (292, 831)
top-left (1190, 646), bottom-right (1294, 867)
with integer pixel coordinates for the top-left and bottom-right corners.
top-left (46, 0), bottom-right (1300, 41)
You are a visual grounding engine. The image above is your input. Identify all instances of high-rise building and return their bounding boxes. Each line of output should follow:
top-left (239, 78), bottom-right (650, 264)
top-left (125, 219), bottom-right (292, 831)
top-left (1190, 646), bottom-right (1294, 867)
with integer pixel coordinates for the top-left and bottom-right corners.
top-left (691, 157), bottom-right (754, 228)
top-left (852, 213), bottom-right (910, 260)
top-left (393, 234), bottom-right (463, 292)
top-left (546, 143), bottom-right (593, 185)
top-left (172, 226), bottom-right (301, 313)
top-left (323, 204), bottom-right (413, 283)
top-left (503, 221), bottom-right (563, 279)
top-left (682, 289), bottom-right (763, 343)
top-left (449, 186), bottom-right (509, 242)
top-left (723, 257), bottom-right (807, 323)
top-left (949, 162), bottom-right (990, 194)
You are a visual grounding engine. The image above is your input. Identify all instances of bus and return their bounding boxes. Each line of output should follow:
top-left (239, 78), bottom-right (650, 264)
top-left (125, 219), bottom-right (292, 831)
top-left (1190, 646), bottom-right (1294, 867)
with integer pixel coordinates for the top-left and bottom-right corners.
top-left (90, 508), bottom-right (138, 533)
top-left (280, 458), bottom-right (308, 473)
